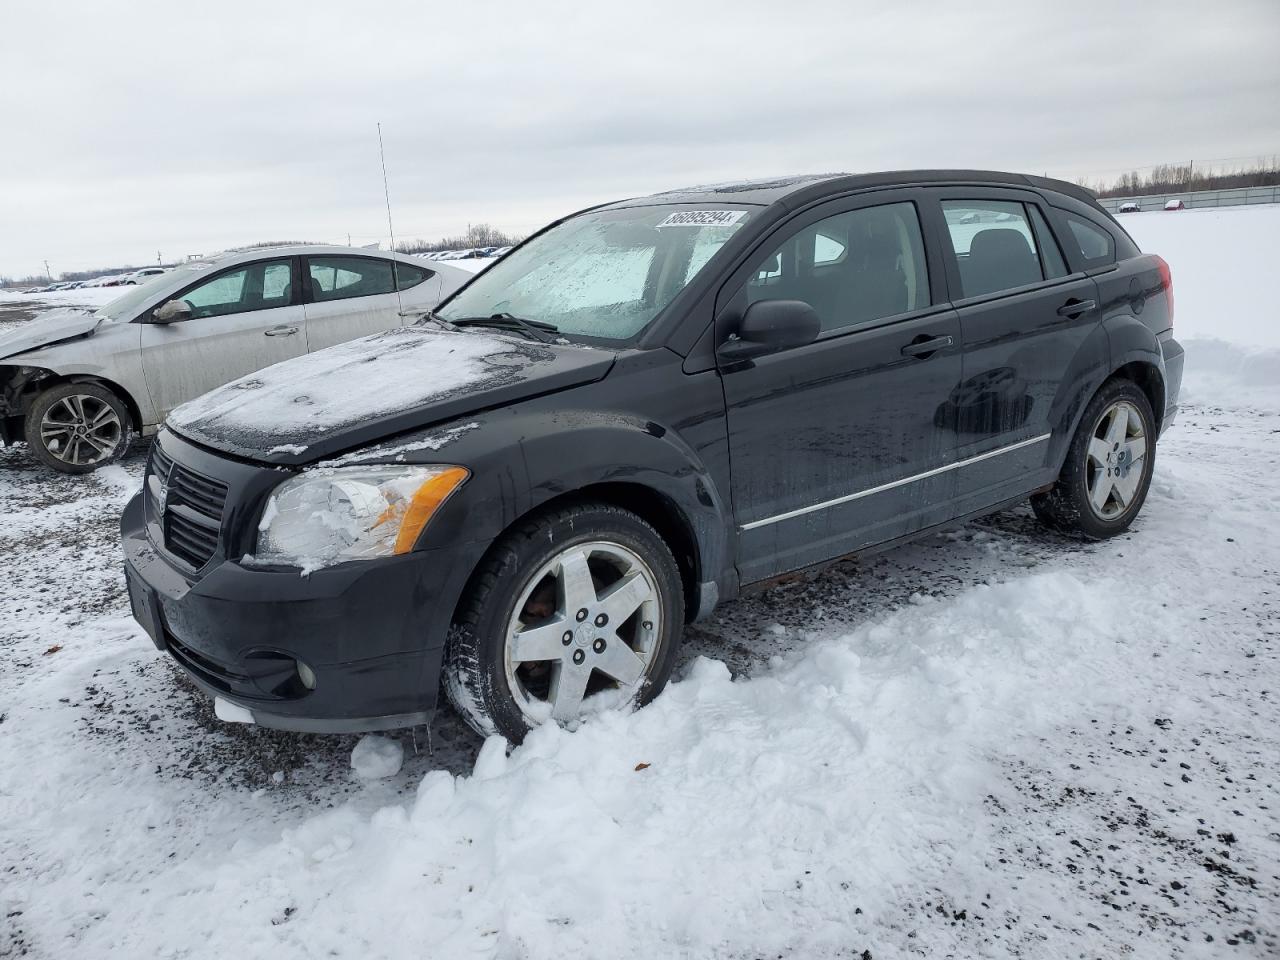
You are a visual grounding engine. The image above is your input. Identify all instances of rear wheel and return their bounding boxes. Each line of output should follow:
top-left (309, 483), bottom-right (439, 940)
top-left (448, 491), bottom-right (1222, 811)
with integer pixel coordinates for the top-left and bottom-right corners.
top-left (444, 502), bottom-right (684, 743)
top-left (1032, 378), bottom-right (1155, 539)
top-left (24, 382), bottom-right (133, 474)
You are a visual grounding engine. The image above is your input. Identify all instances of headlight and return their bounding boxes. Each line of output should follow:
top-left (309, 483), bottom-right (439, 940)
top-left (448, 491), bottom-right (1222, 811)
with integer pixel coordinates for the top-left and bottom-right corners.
top-left (254, 465), bottom-right (468, 570)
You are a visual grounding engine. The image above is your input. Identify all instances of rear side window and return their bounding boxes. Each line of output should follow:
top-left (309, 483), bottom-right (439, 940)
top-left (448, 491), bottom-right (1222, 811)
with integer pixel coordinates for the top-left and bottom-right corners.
top-left (745, 202), bottom-right (930, 332)
top-left (392, 262), bottom-right (431, 291)
top-left (942, 201), bottom-right (1047, 298)
top-left (1063, 214), bottom-right (1116, 266)
top-left (307, 256), bottom-right (395, 302)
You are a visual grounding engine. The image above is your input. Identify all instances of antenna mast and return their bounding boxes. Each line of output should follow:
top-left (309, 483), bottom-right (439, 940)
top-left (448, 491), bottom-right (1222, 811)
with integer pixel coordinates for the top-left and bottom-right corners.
top-left (377, 122), bottom-right (406, 319)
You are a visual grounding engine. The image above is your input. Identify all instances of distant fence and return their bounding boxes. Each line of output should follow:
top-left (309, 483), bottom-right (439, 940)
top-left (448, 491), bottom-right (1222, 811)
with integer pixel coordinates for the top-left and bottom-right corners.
top-left (1097, 185), bottom-right (1280, 213)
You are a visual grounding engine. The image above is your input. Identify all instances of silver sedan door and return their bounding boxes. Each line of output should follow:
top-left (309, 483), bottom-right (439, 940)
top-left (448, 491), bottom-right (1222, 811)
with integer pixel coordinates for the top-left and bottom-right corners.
top-left (301, 254), bottom-right (406, 351)
top-left (138, 258), bottom-right (308, 421)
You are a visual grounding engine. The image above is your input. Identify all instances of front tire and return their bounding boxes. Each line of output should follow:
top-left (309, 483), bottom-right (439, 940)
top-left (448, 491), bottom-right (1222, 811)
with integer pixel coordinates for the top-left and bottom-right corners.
top-left (444, 502), bottom-right (685, 744)
top-left (1032, 378), bottom-right (1156, 539)
top-left (24, 383), bottom-right (133, 474)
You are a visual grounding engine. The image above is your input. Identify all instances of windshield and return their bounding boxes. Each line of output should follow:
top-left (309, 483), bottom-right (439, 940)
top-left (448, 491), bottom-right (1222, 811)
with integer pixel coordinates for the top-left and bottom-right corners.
top-left (438, 204), bottom-right (753, 339)
top-left (95, 264), bottom-right (213, 321)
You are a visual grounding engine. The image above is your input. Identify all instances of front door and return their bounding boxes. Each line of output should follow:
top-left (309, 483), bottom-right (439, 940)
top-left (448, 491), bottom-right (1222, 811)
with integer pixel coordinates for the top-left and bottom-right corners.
top-left (301, 254), bottom-right (403, 351)
top-left (718, 192), bottom-right (963, 584)
top-left (139, 257), bottom-right (306, 423)
top-left (927, 189), bottom-right (1103, 511)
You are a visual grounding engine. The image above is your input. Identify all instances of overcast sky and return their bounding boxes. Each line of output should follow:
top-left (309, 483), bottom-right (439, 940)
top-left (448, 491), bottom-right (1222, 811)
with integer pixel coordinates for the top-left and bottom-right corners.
top-left (2, 0), bottom-right (1277, 278)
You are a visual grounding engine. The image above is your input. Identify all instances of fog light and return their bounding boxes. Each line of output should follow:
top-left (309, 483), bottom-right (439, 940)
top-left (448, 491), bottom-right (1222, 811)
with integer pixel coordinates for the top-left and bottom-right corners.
top-left (296, 660), bottom-right (317, 691)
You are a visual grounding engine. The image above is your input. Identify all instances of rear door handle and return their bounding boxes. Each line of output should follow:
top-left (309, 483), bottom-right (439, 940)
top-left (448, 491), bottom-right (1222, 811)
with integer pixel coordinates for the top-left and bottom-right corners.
top-left (264, 325), bottom-right (299, 337)
top-left (1056, 298), bottom-right (1096, 318)
top-left (900, 335), bottom-right (953, 358)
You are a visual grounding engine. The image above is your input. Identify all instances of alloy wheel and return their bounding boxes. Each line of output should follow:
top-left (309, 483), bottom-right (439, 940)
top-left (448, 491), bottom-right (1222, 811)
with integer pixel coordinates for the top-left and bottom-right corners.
top-left (503, 540), bottom-right (663, 725)
top-left (1085, 399), bottom-right (1147, 521)
top-left (39, 394), bottom-right (123, 466)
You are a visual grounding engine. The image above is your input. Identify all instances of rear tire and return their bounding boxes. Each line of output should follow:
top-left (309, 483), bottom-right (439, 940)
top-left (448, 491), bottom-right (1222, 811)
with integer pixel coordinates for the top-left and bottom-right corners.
top-left (24, 383), bottom-right (133, 474)
top-left (444, 502), bottom-right (684, 744)
top-left (1031, 378), bottom-right (1155, 539)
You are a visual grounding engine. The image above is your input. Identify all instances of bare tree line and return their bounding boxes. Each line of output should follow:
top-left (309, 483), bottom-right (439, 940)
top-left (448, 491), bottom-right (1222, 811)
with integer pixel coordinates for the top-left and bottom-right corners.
top-left (396, 223), bottom-right (523, 255)
top-left (1080, 156), bottom-right (1280, 198)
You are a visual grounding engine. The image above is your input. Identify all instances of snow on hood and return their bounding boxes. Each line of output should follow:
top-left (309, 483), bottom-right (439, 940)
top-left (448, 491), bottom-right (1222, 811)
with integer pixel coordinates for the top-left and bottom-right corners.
top-left (0, 308), bottom-right (100, 360)
top-left (167, 326), bottom-right (615, 463)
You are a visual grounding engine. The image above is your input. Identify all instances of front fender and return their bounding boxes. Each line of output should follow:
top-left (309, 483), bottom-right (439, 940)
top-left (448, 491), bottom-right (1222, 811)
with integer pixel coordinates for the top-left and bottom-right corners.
top-left (395, 399), bottom-right (734, 620)
top-left (518, 409), bottom-right (731, 575)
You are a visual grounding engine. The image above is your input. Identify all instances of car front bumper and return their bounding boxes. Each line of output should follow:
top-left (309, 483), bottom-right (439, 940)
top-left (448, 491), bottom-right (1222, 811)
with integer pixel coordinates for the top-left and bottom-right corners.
top-left (121, 490), bottom-right (476, 733)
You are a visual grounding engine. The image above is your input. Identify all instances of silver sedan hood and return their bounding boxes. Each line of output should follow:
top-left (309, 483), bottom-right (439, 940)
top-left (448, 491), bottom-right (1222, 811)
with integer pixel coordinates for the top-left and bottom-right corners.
top-left (0, 309), bottom-right (102, 361)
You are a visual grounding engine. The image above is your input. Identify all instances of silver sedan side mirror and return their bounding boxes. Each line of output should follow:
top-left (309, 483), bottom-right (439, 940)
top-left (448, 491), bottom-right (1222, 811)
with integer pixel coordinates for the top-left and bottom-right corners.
top-left (152, 299), bottom-right (193, 324)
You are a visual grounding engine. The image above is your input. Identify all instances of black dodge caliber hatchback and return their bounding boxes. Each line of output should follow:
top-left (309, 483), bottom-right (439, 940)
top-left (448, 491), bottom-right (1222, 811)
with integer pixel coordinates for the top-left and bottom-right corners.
top-left (123, 171), bottom-right (1184, 742)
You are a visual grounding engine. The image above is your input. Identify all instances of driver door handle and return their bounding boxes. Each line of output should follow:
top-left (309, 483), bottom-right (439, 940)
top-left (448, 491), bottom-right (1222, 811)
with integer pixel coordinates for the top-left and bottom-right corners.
top-left (264, 325), bottom-right (299, 337)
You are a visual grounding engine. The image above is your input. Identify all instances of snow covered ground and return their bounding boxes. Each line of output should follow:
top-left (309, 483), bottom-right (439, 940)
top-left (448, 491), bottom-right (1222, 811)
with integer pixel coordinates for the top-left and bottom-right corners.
top-left (1, 207), bottom-right (1278, 959)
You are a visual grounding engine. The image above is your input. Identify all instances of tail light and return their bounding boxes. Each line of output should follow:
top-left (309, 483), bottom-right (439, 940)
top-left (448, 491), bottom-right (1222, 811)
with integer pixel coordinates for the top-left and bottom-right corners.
top-left (1155, 255), bottom-right (1174, 329)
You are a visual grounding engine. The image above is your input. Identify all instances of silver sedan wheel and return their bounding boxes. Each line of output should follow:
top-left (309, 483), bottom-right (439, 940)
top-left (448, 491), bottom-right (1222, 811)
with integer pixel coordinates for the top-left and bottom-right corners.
top-left (39, 394), bottom-right (123, 466)
top-left (503, 540), bottom-right (663, 726)
top-left (1085, 399), bottom-right (1147, 520)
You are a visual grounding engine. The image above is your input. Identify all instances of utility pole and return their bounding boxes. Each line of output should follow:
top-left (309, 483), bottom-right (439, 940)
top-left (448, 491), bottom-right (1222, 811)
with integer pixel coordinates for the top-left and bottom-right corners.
top-left (1188, 159), bottom-right (1195, 192)
top-left (43, 260), bottom-right (52, 280)
top-left (347, 233), bottom-right (352, 246)
top-left (157, 251), bottom-right (162, 265)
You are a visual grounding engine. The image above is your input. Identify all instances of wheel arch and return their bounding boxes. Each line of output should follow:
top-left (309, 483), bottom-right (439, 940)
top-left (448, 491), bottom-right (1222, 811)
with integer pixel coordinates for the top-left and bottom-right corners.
top-left (1111, 359), bottom-right (1165, 433)
top-left (40, 372), bottom-right (145, 433)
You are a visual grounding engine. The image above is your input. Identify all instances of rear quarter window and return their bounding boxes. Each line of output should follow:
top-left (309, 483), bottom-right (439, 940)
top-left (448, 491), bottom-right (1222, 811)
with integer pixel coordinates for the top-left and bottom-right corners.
top-left (1062, 214), bottom-right (1116, 267)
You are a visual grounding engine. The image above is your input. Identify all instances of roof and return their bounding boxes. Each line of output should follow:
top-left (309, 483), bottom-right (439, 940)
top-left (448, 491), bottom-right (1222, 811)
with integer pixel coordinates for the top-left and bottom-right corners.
top-left (205, 244), bottom-right (428, 267)
top-left (605, 170), bottom-right (1101, 211)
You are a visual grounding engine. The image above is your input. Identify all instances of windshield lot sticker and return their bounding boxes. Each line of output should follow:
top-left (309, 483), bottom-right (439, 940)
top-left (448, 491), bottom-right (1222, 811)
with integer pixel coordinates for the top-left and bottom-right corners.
top-left (656, 210), bottom-right (746, 228)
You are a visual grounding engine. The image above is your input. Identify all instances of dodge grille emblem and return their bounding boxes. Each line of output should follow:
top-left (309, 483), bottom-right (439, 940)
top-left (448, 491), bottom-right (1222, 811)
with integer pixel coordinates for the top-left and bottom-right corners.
top-left (155, 463), bottom-right (172, 516)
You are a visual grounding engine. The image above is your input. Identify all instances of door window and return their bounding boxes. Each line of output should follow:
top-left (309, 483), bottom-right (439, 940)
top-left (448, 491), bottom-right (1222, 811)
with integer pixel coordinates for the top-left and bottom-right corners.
top-left (745, 202), bottom-right (930, 332)
top-left (307, 256), bottom-right (396, 302)
top-left (180, 259), bottom-right (294, 319)
top-left (942, 201), bottom-right (1046, 298)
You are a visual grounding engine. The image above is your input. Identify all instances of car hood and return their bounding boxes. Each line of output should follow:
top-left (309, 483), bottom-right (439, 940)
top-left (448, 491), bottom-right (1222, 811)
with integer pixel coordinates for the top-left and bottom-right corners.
top-left (166, 326), bottom-right (617, 464)
top-left (0, 308), bottom-right (101, 361)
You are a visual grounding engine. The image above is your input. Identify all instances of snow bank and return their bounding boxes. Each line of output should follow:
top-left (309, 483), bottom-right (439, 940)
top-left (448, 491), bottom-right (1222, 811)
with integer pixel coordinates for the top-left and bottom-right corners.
top-left (0, 286), bottom-right (125, 308)
top-left (1179, 337), bottom-right (1280, 411)
top-left (1121, 204), bottom-right (1280, 349)
top-left (51, 571), bottom-right (1197, 958)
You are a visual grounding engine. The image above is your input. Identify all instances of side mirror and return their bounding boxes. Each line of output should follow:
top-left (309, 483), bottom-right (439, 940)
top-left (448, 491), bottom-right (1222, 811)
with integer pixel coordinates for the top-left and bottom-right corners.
top-left (717, 299), bottom-right (820, 362)
top-left (152, 299), bottom-right (193, 324)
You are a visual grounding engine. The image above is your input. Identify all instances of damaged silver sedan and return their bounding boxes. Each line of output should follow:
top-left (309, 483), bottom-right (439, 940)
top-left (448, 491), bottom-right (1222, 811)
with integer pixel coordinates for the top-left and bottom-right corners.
top-left (0, 245), bottom-right (469, 473)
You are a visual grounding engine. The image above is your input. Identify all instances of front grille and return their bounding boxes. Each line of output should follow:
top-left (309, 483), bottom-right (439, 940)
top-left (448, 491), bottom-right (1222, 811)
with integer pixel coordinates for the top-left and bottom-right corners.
top-left (150, 444), bottom-right (229, 568)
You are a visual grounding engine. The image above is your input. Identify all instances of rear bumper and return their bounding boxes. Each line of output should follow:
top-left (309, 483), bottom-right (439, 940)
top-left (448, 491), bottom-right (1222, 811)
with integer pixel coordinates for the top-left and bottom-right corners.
top-left (1160, 334), bottom-right (1185, 433)
top-left (121, 491), bottom-right (472, 733)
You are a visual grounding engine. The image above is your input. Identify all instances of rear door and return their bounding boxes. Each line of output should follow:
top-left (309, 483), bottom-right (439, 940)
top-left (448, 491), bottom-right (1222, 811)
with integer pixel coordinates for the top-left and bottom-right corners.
top-left (301, 254), bottom-right (404, 351)
top-left (139, 257), bottom-right (306, 422)
top-left (925, 187), bottom-right (1103, 511)
top-left (718, 190), bottom-right (963, 584)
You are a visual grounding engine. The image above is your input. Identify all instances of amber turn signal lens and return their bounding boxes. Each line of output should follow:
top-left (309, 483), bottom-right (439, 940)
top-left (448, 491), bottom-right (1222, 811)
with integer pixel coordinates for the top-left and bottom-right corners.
top-left (393, 466), bottom-right (470, 554)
